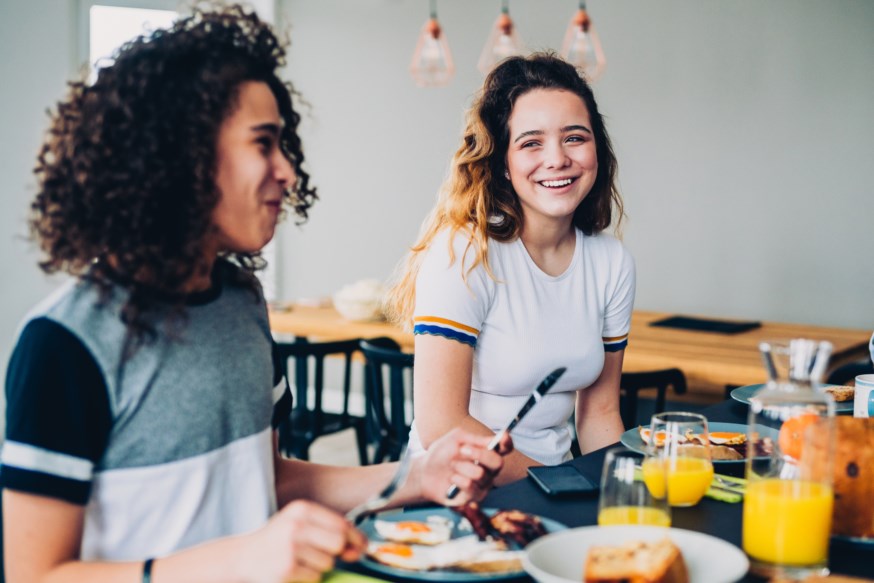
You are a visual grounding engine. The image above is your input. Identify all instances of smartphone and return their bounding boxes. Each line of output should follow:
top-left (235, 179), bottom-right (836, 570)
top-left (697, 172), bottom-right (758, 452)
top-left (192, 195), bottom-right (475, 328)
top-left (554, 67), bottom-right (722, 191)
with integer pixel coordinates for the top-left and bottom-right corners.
top-left (527, 465), bottom-right (600, 497)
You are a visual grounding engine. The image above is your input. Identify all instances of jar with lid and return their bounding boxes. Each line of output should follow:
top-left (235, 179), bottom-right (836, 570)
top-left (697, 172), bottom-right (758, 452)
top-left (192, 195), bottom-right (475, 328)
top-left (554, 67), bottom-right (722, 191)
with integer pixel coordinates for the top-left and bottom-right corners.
top-left (742, 338), bottom-right (836, 579)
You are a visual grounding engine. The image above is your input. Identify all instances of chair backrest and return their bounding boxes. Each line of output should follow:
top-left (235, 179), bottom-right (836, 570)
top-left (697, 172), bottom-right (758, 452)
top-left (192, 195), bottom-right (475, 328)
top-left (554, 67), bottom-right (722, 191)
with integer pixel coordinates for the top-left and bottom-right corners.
top-left (359, 338), bottom-right (414, 464)
top-left (274, 338), bottom-right (367, 460)
top-left (619, 368), bottom-right (687, 429)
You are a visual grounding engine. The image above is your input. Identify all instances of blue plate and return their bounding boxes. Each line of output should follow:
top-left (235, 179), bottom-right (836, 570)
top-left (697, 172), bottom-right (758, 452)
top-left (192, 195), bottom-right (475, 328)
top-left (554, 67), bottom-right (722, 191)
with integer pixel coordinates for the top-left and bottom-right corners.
top-left (356, 506), bottom-right (566, 581)
top-left (730, 383), bottom-right (853, 414)
top-left (619, 422), bottom-right (779, 465)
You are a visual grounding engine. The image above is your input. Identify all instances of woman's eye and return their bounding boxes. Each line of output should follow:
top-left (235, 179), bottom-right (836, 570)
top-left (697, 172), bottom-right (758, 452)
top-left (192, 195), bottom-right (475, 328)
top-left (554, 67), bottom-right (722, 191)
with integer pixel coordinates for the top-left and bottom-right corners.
top-left (521, 141), bottom-right (540, 149)
top-left (566, 135), bottom-right (586, 143)
top-left (256, 137), bottom-right (273, 152)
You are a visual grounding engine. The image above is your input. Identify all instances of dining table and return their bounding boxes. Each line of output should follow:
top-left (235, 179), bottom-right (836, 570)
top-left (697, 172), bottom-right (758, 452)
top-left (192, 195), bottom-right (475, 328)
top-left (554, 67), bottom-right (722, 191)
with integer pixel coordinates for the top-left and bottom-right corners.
top-left (269, 305), bottom-right (872, 404)
top-left (347, 397), bottom-right (872, 583)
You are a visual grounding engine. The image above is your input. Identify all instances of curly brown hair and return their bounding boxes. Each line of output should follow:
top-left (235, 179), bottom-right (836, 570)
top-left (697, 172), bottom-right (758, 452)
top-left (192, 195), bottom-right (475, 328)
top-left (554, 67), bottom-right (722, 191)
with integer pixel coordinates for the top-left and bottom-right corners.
top-left (30, 3), bottom-right (315, 346)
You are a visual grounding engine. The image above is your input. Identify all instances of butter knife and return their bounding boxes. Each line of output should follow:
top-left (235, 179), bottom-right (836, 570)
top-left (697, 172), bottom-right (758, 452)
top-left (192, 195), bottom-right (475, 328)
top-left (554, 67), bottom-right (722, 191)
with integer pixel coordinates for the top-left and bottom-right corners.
top-left (445, 366), bottom-right (567, 499)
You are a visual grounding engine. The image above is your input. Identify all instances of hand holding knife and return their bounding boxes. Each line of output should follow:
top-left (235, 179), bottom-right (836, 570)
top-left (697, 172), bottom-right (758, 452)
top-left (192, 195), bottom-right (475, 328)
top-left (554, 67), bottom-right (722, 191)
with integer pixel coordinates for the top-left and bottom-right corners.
top-left (445, 366), bottom-right (567, 499)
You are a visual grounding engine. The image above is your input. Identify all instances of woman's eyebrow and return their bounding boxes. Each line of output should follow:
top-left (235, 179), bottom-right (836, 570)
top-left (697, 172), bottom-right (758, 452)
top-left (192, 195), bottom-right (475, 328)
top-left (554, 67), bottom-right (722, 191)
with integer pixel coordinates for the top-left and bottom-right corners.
top-left (513, 124), bottom-right (592, 143)
top-left (251, 122), bottom-right (282, 135)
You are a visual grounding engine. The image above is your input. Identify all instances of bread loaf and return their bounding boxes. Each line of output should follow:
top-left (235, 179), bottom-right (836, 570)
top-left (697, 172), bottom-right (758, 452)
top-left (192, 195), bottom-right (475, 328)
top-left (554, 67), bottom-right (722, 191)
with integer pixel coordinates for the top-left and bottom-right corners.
top-left (824, 385), bottom-right (855, 402)
top-left (584, 537), bottom-right (689, 583)
top-left (801, 417), bottom-right (874, 538)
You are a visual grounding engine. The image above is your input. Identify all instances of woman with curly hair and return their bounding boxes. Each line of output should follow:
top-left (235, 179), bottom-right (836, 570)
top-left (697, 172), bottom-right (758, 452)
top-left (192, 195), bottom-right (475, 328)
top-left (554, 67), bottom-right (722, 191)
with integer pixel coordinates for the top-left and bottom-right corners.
top-left (386, 53), bottom-right (635, 483)
top-left (1, 5), bottom-right (508, 582)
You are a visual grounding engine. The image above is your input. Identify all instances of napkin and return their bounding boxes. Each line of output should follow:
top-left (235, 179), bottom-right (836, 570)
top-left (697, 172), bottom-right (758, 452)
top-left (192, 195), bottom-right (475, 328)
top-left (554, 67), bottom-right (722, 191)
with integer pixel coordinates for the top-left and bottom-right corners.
top-left (322, 570), bottom-right (390, 583)
top-left (649, 315), bottom-right (761, 334)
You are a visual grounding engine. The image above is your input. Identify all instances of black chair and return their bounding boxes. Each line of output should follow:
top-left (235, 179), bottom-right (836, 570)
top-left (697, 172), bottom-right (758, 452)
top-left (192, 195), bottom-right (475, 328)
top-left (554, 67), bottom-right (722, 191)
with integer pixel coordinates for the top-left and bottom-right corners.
top-left (275, 338), bottom-right (369, 465)
top-left (359, 338), bottom-right (415, 464)
top-left (619, 368), bottom-right (687, 429)
top-left (827, 358), bottom-right (874, 385)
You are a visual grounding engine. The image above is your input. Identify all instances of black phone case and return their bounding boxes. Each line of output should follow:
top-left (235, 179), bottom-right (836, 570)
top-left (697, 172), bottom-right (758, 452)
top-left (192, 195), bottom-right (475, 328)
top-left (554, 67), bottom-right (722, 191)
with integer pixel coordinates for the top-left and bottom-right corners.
top-left (527, 465), bottom-right (599, 496)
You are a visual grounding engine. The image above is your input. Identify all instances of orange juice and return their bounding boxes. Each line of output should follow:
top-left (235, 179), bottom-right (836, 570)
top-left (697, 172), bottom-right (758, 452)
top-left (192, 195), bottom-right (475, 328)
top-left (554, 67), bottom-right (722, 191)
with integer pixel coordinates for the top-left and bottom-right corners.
top-left (598, 506), bottom-right (671, 526)
top-left (642, 457), bottom-right (714, 506)
top-left (743, 479), bottom-right (833, 566)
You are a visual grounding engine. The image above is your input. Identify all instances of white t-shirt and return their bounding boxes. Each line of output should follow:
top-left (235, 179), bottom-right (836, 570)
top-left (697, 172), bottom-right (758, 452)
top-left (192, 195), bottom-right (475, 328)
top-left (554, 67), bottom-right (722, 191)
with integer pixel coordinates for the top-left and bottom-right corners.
top-left (407, 227), bottom-right (636, 465)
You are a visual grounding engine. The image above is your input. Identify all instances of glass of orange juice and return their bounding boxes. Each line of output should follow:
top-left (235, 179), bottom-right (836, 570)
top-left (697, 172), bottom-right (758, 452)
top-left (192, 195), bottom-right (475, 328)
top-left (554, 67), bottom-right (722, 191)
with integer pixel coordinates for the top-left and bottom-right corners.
top-left (643, 412), bottom-right (714, 507)
top-left (598, 447), bottom-right (671, 527)
top-left (744, 338), bottom-right (836, 580)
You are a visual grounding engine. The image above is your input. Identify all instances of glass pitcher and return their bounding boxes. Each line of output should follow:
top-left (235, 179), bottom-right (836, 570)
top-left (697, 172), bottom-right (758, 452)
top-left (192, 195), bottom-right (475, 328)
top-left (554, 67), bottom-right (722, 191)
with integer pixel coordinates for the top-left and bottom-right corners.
top-left (742, 338), bottom-right (836, 579)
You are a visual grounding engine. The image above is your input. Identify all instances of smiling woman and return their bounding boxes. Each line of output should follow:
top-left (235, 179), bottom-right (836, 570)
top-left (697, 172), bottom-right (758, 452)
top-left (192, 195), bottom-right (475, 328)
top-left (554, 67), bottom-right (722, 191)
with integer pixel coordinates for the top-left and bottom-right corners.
top-left (385, 52), bottom-right (635, 484)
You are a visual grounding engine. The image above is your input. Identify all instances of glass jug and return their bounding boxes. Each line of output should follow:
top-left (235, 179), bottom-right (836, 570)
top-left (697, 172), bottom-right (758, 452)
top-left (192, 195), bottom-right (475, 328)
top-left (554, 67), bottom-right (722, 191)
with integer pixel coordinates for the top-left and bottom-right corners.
top-left (743, 338), bottom-right (836, 579)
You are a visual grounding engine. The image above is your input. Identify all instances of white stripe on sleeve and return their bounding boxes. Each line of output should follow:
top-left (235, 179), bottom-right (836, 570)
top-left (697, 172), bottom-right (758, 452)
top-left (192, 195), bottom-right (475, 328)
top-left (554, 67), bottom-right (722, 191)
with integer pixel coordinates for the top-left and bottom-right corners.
top-left (1, 440), bottom-right (94, 482)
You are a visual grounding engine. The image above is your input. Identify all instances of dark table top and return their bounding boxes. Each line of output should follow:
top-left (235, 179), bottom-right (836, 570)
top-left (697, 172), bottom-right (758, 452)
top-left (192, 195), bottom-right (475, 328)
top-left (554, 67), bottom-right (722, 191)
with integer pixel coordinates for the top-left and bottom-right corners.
top-left (354, 398), bottom-right (872, 582)
top-left (481, 398), bottom-right (873, 582)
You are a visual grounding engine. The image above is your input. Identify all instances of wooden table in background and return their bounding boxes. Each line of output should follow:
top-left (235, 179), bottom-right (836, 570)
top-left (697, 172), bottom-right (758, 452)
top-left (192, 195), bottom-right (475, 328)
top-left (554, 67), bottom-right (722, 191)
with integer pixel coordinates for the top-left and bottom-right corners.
top-left (269, 305), bottom-right (871, 404)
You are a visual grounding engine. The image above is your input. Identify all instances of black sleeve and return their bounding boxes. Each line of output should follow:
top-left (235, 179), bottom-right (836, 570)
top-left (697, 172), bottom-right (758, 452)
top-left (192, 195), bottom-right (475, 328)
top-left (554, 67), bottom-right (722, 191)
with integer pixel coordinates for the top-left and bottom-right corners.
top-left (270, 340), bottom-right (292, 429)
top-left (1, 317), bottom-right (112, 505)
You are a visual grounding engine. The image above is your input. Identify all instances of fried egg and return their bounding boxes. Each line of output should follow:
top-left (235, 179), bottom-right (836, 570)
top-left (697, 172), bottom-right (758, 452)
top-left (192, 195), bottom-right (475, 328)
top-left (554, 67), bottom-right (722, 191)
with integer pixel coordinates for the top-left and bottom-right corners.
top-left (367, 536), bottom-right (502, 571)
top-left (708, 431), bottom-right (746, 445)
top-left (639, 426), bottom-right (686, 447)
top-left (373, 516), bottom-right (452, 546)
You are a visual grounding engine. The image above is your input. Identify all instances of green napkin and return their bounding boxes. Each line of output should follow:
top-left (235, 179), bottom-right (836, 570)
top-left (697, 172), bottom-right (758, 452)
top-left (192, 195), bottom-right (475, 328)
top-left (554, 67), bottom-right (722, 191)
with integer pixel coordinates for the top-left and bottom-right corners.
top-left (322, 569), bottom-right (390, 583)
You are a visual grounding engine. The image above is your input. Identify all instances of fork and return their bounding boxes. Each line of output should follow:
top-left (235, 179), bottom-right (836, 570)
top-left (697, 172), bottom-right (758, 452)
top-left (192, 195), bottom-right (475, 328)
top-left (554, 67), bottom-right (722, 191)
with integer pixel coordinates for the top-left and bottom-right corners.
top-left (345, 447), bottom-right (413, 524)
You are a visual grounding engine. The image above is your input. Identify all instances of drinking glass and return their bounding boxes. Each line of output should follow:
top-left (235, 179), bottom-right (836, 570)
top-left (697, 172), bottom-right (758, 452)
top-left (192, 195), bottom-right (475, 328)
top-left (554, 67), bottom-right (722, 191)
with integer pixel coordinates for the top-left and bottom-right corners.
top-left (744, 338), bottom-right (835, 580)
top-left (598, 447), bottom-right (670, 527)
top-left (643, 412), bottom-right (714, 507)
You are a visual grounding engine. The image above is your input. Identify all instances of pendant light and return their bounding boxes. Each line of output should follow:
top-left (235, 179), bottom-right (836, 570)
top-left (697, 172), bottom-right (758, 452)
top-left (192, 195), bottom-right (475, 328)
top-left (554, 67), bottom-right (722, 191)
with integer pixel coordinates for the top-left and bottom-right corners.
top-left (560, 1), bottom-right (606, 82)
top-left (410, 0), bottom-right (455, 87)
top-left (477, 0), bottom-right (524, 75)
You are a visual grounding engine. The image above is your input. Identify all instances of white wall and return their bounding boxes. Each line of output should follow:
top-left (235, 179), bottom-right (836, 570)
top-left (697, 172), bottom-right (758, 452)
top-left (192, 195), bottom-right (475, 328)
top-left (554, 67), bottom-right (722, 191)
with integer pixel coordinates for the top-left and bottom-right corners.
top-left (275, 0), bottom-right (874, 332)
top-left (1, 0), bottom-right (872, 416)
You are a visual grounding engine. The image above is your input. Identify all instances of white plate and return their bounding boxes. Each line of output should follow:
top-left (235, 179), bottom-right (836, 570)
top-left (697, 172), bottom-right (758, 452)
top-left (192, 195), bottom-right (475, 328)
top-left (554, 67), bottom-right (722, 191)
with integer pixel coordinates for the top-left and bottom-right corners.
top-left (523, 525), bottom-right (749, 583)
top-left (730, 383), bottom-right (854, 414)
top-left (358, 507), bottom-right (567, 582)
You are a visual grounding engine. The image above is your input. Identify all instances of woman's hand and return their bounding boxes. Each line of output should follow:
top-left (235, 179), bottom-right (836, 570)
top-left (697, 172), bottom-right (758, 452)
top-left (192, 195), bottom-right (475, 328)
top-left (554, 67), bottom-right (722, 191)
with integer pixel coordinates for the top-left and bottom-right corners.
top-left (237, 500), bottom-right (366, 583)
top-left (416, 428), bottom-right (512, 507)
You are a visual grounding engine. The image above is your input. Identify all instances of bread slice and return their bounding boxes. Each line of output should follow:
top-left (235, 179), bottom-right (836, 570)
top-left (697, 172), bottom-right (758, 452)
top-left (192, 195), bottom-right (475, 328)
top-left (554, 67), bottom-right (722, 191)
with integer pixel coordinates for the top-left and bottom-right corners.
top-left (824, 385), bottom-right (855, 402)
top-left (584, 537), bottom-right (689, 583)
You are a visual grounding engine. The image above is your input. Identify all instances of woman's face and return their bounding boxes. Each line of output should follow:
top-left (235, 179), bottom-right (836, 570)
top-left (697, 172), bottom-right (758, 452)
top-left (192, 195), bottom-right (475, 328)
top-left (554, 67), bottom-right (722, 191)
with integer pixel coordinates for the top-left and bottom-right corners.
top-left (504, 88), bottom-right (597, 230)
top-left (211, 81), bottom-right (295, 254)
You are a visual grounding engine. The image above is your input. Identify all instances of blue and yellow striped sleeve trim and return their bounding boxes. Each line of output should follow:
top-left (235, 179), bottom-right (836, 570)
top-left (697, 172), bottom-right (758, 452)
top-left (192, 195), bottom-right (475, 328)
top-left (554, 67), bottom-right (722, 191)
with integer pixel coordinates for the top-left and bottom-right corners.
top-left (413, 316), bottom-right (479, 348)
top-left (603, 333), bottom-right (628, 352)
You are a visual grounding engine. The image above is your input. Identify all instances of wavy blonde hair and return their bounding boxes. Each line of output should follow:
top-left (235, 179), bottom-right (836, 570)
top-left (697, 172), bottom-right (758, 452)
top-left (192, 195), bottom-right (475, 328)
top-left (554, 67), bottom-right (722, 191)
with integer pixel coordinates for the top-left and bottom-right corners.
top-left (385, 52), bottom-right (623, 328)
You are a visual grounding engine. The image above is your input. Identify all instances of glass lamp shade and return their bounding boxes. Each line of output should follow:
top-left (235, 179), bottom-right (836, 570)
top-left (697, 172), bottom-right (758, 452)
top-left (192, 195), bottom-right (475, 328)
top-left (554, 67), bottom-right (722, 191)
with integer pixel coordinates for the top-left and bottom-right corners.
top-left (477, 12), bottom-right (524, 75)
top-left (560, 8), bottom-right (606, 82)
top-left (410, 17), bottom-right (455, 87)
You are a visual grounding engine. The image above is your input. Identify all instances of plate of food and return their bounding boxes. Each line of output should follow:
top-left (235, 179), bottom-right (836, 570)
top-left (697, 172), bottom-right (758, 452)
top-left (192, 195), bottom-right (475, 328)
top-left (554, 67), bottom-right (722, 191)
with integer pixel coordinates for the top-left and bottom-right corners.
top-left (357, 504), bottom-right (566, 581)
top-left (523, 524), bottom-right (748, 583)
top-left (619, 422), bottom-right (778, 463)
top-left (731, 383), bottom-right (855, 414)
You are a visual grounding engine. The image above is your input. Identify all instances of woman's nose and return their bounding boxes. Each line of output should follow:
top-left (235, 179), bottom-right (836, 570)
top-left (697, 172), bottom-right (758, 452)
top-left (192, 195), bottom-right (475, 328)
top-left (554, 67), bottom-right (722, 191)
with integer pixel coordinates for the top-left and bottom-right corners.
top-left (274, 151), bottom-right (297, 188)
top-left (544, 142), bottom-right (570, 169)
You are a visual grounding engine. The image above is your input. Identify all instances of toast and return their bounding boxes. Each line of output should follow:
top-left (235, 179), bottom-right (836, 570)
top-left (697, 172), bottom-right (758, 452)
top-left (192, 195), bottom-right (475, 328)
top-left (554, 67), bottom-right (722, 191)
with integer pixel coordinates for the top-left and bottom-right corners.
top-left (824, 385), bottom-right (855, 402)
top-left (584, 537), bottom-right (689, 583)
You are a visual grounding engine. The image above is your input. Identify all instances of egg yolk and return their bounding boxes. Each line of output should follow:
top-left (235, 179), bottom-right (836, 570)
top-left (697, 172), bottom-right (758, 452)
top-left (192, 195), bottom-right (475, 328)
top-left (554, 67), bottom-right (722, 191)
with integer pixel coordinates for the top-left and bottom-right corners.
top-left (377, 543), bottom-right (414, 557)
top-left (396, 521), bottom-right (432, 533)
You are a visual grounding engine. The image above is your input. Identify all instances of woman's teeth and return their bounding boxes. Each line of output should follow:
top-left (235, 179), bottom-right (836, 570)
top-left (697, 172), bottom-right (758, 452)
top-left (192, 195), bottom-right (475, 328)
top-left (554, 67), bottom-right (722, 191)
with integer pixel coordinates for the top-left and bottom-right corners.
top-left (540, 178), bottom-right (573, 188)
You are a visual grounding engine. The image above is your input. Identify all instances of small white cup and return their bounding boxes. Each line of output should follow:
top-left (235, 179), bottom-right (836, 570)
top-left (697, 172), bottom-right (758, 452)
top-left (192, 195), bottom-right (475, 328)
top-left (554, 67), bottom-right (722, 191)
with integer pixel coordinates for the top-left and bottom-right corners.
top-left (854, 374), bottom-right (874, 418)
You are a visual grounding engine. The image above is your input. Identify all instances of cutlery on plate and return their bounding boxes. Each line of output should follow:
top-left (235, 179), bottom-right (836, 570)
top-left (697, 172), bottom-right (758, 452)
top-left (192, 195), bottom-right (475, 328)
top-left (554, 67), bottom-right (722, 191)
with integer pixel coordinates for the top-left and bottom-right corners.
top-left (445, 366), bottom-right (567, 500)
top-left (345, 446), bottom-right (413, 524)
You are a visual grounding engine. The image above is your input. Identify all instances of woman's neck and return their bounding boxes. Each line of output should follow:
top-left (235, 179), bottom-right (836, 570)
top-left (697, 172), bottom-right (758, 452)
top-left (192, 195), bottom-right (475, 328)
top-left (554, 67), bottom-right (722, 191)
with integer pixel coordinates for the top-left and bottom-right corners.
top-left (519, 218), bottom-right (576, 276)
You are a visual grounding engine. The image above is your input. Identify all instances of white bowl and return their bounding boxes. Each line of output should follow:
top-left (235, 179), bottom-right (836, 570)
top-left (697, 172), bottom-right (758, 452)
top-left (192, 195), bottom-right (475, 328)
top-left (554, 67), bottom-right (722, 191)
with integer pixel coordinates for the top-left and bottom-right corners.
top-left (333, 296), bottom-right (385, 322)
top-left (333, 279), bottom-right (386, 322)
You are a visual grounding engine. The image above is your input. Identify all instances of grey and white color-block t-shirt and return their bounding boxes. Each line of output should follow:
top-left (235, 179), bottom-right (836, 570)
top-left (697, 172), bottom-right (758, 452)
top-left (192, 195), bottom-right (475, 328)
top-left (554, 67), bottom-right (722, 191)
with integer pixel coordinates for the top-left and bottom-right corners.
top-left (1, 263), bottom-right (291, 560)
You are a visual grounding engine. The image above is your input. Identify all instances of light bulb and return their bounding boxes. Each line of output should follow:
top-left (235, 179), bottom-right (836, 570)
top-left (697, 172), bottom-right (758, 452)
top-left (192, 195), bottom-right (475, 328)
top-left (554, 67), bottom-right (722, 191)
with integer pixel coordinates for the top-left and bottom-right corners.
top-left (560, 8), bottom-right (606, 82)
top-left (477, 12), bottom-right (524, 75)
top-left (410, 17), bottom-right (455, 87)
